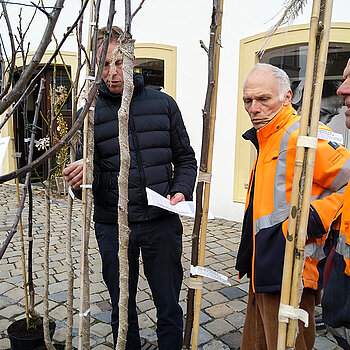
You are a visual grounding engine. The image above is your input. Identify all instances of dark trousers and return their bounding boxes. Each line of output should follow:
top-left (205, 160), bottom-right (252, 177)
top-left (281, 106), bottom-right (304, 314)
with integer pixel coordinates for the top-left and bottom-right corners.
top-left (95, 215), bottom-right (183, 350)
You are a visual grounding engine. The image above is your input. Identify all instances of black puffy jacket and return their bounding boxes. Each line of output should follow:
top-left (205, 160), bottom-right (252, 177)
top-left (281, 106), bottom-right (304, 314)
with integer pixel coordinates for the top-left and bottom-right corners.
top-left (92, 73), bottom-right (197, 224)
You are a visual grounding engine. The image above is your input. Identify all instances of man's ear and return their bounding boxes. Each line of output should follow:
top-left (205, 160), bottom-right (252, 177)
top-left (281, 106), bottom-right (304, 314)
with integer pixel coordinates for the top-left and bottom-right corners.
top-left (133, 56), bottom-right (136, 67)
top-left (284, 90), bottom-right (293, 106)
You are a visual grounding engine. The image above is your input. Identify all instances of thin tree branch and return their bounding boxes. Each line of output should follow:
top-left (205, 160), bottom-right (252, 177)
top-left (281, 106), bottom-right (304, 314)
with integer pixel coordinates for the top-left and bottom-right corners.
top-left (131, 0), bottom-right (146, 20)
top-left (200, 40), bottom-right (209, 54)
top-left (0, 0), bottom-right (89, 130)
top-left (0, 78), bottom-right (45, 260)
top-left (0, 0), bottom-right (65, 114)
top-left (30, 1), bottom-right (50, 17)
top-left (0, 1), bottom-right (17, 100)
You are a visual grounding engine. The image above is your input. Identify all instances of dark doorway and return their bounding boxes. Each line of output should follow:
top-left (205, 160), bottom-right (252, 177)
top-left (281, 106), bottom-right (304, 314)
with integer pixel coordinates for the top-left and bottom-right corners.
top-left (13, 65), bottom-right (72, 182)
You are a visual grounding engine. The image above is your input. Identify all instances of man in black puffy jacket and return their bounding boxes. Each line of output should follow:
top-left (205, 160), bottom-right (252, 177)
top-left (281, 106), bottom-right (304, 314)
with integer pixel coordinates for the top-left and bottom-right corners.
top-left (63, 26), bottom-right (197, 350)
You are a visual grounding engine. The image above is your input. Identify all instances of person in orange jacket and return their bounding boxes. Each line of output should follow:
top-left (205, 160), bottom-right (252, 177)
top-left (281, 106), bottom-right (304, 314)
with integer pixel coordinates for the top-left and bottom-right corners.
top-left (236, 63), bottom-right (350, 350)
top-left (322, 58), bottom-right (350, 350)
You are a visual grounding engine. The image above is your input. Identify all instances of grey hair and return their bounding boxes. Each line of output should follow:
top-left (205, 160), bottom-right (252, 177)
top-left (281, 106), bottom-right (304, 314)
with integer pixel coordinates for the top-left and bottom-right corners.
top-left (244, 63), bottom-right (291, 101)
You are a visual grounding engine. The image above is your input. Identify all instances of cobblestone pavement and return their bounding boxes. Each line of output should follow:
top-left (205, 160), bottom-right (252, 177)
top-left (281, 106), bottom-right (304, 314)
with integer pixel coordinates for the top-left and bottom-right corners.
top-left (0, 183), bottom-right (341, 349)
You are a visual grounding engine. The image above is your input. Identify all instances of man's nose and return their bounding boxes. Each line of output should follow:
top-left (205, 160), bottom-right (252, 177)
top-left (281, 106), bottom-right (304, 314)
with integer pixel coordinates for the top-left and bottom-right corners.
top-left (250, 100), bottom-right (260, 113)
top-left (337, 81), bottom-right (350, 97)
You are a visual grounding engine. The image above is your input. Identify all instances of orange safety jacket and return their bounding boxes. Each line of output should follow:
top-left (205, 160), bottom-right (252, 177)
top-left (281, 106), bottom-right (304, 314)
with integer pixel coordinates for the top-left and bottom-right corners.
top-left (236, 104), bottom-right (350, 294)
top-left (322, 181), bottom-right (350, 330)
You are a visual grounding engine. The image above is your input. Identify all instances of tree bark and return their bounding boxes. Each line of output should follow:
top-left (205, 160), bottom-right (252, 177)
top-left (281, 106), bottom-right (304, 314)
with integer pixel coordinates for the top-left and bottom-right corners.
top-left (115, 33), bottom-right (134, 350)
top-left (183, 2), bottom-right (219, 348)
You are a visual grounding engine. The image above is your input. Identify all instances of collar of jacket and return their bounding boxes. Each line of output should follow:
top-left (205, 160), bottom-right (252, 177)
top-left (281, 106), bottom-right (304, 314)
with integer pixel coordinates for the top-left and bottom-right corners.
top-left (242, 103), bottom-right (297, 151)
top-left (98, 72), bottom-right (144, 100)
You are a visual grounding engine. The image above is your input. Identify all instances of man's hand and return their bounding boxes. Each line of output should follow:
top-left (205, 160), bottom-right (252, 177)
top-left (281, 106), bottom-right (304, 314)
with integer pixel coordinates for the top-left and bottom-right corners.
top-left (63, 163), bottom-right (83, 190)
top-left (167, 192), bottom-right (185, 205)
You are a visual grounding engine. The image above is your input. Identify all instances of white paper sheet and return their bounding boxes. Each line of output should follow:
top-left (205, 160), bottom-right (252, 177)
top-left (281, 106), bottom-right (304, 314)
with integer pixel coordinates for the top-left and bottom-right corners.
top-left (190, 265), bottom-right (231, 286)
top-left (146, 187), bottom-right (214, 219)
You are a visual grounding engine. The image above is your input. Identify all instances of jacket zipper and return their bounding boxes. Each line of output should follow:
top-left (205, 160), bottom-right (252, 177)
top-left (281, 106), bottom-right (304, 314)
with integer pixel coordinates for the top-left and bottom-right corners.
top-left (251, 158), bottom-right (258, 294)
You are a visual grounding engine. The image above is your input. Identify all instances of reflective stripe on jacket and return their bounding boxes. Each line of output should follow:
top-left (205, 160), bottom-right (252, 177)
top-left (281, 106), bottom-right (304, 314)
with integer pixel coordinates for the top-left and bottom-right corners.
top-left (322, 182), bottom-right (350, 329)
top-left (238, 103), bottom-right (350, 293)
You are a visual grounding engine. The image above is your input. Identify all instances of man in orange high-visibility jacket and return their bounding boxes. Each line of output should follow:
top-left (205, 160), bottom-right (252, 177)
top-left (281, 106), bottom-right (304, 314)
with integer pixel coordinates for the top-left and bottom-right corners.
top-left (322, 58), bottom-right (350, 350)
top-left (236, 63), bottom-right (350, 350)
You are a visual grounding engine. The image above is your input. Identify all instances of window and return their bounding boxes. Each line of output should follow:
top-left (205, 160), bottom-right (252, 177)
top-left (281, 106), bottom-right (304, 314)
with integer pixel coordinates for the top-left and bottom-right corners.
top-left (134, 43), bottom-right (177, 99)
top-left (134, 58), bottom-right (164, 90)
top-left (260, 43), bottom-right (350, 148)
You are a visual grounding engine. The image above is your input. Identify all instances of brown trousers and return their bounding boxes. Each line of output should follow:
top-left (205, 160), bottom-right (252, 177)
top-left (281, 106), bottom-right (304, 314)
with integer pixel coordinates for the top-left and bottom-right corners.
top-left (241, 284), bottom-right (321, 350)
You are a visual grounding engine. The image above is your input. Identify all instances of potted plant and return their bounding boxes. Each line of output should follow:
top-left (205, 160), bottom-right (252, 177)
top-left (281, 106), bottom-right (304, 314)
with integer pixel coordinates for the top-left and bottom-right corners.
top-left (7, 316), bottom-right (56, 350)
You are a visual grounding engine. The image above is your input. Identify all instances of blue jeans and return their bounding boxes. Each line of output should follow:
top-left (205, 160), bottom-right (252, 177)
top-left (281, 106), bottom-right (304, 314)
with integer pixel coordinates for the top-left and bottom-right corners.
top-left (95, 214), bottom-right (183, 350)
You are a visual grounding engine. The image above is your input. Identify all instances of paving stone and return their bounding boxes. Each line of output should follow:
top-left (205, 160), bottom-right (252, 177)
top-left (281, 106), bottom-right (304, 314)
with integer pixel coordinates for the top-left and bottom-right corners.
top-left (140, 327), bottom-right (157, 343)
top-left (200, 311), bottom-right (212, 325)
top-left (0, 304), bottom-right (24, 318)
top-left (203, 291), bottom-right (229, 305)
top-left (219, 286), bottom-right (247, 300)
top-left (72, 335), bottom-right (97, 348)
top-left (0, 282), bottom-right (15, 294)
top-left (138, 313), bottom-right (153, 329)
top-left (137, 299), bottom-right (154, 312)
top-left (0, 297), bottom-right (12, 309)
top-left (225, 312), bottom-right (246, 329)
top-left (314, 335), bottom-right (339, 350)
top-left (237, 282), bottom-right (249, 293)
top-left (96, 300), bottom-right (111, 312)
top-left (53, 326), bottom-right (68, 342)
top-left (197, 326), bottom-right (214, 345)
top-left (93, 311), bottom-right (111, 323)
top-left (49, 305), bottom-right (68, 321)
top-left (202, 339), bottom-right (230, 350)
top-left (203, 319), bottom-right (233, 337)
top-left (93, 345), bottom-right (114, 350)
top-left (49, 291), bottom-right (68, 303)
top-left (145, 307), bottom-right (157, 323)
top-left (0, 337), bottom-right (11, 349)
top-left (90, 282), bottom-right (107, 294)
top-left (136, 290), bottom-right (149, 303)
top-left (220, 330), bottom-right (242, 349)
top-left (91, 322), bottom-right (112, 338)
top-left (205, 303), bottom-right (232, 318)
top-left (227, 299), bottom-right (246, 312)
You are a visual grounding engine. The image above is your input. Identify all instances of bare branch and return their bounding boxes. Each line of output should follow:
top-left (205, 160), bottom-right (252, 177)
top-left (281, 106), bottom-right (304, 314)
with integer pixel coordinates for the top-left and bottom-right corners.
top-left (0, 0), bottom-right (66, 115)
top-left (0, 0), bottom-right (115, 184)
top-left (30, 1), bottom-right (50, 17)
top-left (131, 0), bottom-right (146, 20)
top-left (0, 78), bottom-right (45, 260)
top-left (200, 40), bottom-right (209, 54)
top-left (0, 0), bottom-right (89, 130)
top-left (257, 0), bottom-right (308, 57)
top-left (0, 2), bottom-right (17, 100)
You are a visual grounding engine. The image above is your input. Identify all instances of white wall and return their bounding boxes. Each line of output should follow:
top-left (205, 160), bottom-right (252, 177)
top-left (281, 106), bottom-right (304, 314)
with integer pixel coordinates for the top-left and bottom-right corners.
top-left (1, 0), bottom-right (349, 222)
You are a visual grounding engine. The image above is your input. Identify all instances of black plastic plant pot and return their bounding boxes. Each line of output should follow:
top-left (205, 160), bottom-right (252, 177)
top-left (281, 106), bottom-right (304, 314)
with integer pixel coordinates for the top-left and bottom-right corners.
top-left (7, 317), bottom-right (56, 350)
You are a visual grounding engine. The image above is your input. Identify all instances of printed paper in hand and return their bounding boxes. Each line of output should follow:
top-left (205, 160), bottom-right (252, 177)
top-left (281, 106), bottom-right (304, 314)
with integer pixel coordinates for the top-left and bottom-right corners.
top-left (146, 187), bottom-right (214, 219)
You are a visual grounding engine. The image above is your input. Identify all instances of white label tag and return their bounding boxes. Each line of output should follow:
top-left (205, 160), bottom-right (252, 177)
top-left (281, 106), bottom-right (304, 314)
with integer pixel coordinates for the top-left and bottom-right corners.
top-left (190, 265), bottom-right (231, 286)
top-left (68, 187), bottom-right (75, 200)
top-left (318, 129), bottom-right (344, 145)
top-left (278, 303), bottom-right (309, 327)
